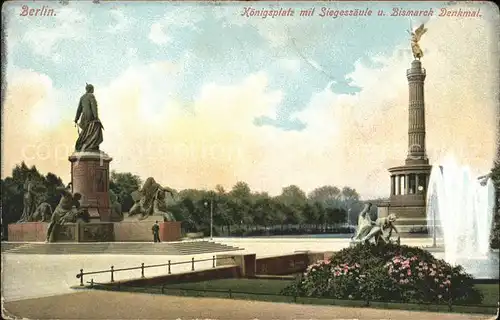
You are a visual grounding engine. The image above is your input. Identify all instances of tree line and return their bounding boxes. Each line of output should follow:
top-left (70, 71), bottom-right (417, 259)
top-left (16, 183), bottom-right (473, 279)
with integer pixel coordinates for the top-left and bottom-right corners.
top-left (109, 170), bottom-right (375, 235)
top-left (1, 162), bottom-right (376, 238)
top-left (2, 161), bottom-right (498, 245)
top-left (490, 160), bottom-right (500, 249)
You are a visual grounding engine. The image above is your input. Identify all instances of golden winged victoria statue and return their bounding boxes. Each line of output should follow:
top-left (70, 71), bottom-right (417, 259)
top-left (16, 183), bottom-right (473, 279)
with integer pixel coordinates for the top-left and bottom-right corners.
top-left (409, 23), bottom-right (427, 60)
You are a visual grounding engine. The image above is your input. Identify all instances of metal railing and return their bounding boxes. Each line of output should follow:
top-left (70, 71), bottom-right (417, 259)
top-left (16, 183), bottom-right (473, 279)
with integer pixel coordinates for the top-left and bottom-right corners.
top-left (76, 255), bottom-right (236, 286)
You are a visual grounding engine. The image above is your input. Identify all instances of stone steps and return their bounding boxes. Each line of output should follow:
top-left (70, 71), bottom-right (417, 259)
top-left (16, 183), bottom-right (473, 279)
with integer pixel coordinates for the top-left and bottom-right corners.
top-left (0, 241), bottom-right (243, 255)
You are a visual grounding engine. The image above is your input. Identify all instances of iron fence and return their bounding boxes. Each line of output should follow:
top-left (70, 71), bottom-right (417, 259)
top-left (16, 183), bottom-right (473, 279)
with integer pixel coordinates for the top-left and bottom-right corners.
top-left (76, 255), bottom-right (236, 286)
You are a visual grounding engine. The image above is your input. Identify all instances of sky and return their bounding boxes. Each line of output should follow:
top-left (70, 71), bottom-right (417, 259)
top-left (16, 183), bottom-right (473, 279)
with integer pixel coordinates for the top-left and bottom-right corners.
top-left (1, 1), bottom-right (499, 199)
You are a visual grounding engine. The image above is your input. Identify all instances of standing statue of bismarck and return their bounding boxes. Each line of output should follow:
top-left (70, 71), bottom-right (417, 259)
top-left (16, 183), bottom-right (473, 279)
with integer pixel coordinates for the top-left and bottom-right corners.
top-left (74, 83), bottom-right (104, 151)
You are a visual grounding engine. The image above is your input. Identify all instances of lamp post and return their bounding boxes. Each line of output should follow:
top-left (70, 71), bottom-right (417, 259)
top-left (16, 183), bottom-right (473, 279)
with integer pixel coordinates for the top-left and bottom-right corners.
top-left (204, 199), bottom-right (214, 240)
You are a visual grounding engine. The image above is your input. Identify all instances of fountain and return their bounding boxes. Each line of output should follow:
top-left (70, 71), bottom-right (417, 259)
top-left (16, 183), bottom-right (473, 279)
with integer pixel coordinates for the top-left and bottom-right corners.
top-left (426, 157), bottom-right (498, 279)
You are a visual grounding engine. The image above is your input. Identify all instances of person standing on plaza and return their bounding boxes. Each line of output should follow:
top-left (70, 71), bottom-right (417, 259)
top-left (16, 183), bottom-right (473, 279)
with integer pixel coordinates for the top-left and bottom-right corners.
top-left (152, 221), bottom-right (160, 243)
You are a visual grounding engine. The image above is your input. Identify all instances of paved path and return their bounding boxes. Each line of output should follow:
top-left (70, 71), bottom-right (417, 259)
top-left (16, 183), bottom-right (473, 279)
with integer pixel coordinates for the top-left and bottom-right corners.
top-left (1, 252), bottom-right (240, 302)
top-left (3, 290), bottom-right (493, 320)
top-left (215, 237), bottom-right (438, 257)
top-left (0, 237), bottom-right (436, 256)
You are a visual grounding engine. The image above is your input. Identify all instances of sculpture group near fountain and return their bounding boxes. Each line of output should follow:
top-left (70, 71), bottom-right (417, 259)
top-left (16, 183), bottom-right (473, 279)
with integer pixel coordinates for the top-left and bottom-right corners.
top-left (351, 203), bottom-right (401, 245)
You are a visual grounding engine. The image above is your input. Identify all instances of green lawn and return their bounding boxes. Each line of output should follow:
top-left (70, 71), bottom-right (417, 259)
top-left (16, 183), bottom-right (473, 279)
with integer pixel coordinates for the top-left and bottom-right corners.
top-left (475, 283), bottom-right (500, 306)
top-left (165, 278), bottom-right (293, 294)
top-left (91, 278), bottom-right (499, 315)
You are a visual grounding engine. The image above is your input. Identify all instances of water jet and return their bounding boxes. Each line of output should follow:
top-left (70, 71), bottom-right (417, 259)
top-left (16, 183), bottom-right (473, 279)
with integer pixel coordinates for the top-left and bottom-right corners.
top-left (426, 157), bottom-right (498, 279)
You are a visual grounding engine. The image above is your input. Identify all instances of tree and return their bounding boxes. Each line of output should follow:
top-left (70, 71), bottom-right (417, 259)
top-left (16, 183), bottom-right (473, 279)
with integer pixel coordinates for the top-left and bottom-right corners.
top-left (170, 189), bottom-right (216, 233)
top-left (1, 177), bottom-right (24, 236)
top-left (339, 187), bottom-right (362, 225)
top-left (215, 184), bottom-right (225, 195)
top-left (490, 161), bottom-right (500, 248)
top-left (109, 171), bottom-right (142, 213)
top-left (229, 182), bottom-right (253, 227)
top-left (313, 201), bottom-right (327, 228)
top-left (308, 185), bottom-right (341, 203)
top-left (340, 187), bottom-right (360, 203)
top-left (308, 185), bottom-right (345, 222)
top-left (229, 181), bottom-right (251, 198)
top-left (270, 197), bottom-right (288, 228)
top-left (216, 196), bottom-right (233, 233)
top-left (170, 197), bottom-right (197, 232)
top-left (279, 185), bottom-right (307, 206)
top-left (302, 202), bottom-right (320, 225)
top-left (325, 207), bottom-right (347, 224)
top-left (252, 193), bottom-right (275, 226)
top-left (43, 173), bottom-right (64, 211)
top-left (278, 185), bottom-right (307, 225)
top-left (1, 163), bottom-right (64, 238)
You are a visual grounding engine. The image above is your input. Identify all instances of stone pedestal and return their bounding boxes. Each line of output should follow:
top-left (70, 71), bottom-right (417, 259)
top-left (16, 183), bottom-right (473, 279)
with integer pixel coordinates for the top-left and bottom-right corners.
top-left (7, 222), bottom-right (115, 242)
top-left (384, 163), bottom-right (432, 233)
top-left (159, 221), bottom-right (182, 242)
top-left (69, 151), bottom-right (114, 221)
top-left (8, 222), bottom-right (48, 242)
top-left (114, 219), bottom-right (182, 242)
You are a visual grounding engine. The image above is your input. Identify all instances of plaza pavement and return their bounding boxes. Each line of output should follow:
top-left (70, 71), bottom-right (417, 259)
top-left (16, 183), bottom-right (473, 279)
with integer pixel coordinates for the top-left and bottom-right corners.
top-left (4, 237), bottom-right (495, 320)
top-left (215, 236), bottom-right (437, 257)
top-left (1, 251), bottom-right (238, 302)
top-left (1, 237), bottom-right (436, 302)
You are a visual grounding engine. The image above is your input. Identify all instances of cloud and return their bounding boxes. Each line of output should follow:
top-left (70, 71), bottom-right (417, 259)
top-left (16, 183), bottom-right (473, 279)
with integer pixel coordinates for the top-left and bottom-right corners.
top-left (106, 9), bottom-right (133, 34)
top-left (291, 13), bottom-right (498, 196)
top-left (148, 22), bottom-right (170, 45)
top-left (93, 66), bottom-right (282, 190)
top-left (278, 58), bottom-right (301, 73)
top-left (126, 47), bottom-right (139, 60)
top-left (2, 7), bottom-right (498, 199)
top-left (148, 7), bottom-right (204, 45)
top-left (20, 7), bottom-right (88, 60)
top-left (2, 68), bottom-right (74, 181)
top-left (216, 5), bottom-right (325, 49)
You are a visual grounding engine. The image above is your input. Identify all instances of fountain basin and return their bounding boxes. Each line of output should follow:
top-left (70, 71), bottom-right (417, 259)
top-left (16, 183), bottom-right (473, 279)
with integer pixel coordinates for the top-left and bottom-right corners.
top-left (431, 250), bottom-right (499, 280)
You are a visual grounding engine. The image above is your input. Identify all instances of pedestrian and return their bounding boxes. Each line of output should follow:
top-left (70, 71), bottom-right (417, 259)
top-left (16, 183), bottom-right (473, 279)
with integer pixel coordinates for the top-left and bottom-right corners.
top-left (152, 221), bottom-right (160, 243)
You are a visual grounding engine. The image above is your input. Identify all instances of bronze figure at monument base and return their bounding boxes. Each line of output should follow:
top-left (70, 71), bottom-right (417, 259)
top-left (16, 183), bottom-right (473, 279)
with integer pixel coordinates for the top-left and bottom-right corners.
top-left (128, 177), bottom-right (177, 222)
top-left (46, 185), bottom-right (87, 242)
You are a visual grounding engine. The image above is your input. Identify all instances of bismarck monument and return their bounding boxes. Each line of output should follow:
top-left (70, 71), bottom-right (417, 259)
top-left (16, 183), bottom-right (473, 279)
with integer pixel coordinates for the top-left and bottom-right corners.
top-left (377, 24), bottom-right (432, 233)
top-left (8, 84), bottom-right (181, 242)
top-left (69, 83), bottom-right (117, 222)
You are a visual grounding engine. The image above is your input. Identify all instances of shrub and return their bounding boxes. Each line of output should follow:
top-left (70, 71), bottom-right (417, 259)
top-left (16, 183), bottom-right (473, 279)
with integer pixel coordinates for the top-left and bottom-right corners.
top-left (281, 243), bottom-right (482, 305)
top-left (491, 209), bottom-right (500, 249)
top-left (490, 162), bottom-right (500, 249)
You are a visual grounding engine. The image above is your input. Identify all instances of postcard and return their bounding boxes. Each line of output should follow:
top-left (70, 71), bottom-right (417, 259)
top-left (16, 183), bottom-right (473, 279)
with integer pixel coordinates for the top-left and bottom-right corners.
top-left (2, 1), bottom-right (499, 319)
